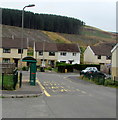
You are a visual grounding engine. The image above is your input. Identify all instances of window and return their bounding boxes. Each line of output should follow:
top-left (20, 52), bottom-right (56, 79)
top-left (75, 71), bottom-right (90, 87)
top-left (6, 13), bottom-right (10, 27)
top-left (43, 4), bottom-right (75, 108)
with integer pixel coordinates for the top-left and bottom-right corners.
top-left (98, 55), bottom-right (101, 59)
top-left (73, 53), bottom-right (76, 56)
top-left (49, 52), bottom-right (55, 56)
top-left (60, 52), bottom-right (66, 56)
top-left (39, 51), bottom-right (43, 56)
top-left (106, 56), bottom-right (111, 60)
top-left (3, 48), bottom-right (11, 53)
top-left (2, 58), bottom-right (10, 63)
top-left (18, 49), bottom-right (23, 54)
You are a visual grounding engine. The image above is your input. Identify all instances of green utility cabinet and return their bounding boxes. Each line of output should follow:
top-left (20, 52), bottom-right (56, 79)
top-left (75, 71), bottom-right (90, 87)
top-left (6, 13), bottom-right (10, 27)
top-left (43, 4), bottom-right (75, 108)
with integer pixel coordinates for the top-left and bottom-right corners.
top-left (30, 62), bottom-right (36, 85)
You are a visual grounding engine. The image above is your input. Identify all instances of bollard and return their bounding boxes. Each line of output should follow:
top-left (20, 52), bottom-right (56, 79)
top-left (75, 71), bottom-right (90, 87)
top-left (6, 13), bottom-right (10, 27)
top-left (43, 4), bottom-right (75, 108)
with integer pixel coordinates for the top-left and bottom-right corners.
top-left (65, 69), bottom-right (67, 73)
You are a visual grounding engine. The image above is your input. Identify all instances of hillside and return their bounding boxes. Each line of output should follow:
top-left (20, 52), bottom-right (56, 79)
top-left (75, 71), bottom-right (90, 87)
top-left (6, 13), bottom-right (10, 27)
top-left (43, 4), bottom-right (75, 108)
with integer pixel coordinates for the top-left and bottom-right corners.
top-left (2, 25), bottom-right (116, 46)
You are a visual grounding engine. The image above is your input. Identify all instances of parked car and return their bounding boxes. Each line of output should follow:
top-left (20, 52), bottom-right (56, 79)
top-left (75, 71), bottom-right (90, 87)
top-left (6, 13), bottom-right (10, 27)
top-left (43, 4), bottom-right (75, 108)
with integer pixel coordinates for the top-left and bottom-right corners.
top-left (80, 67), bottom-right (98, 75)
top-left (86, 71), bottom-right (107, 78)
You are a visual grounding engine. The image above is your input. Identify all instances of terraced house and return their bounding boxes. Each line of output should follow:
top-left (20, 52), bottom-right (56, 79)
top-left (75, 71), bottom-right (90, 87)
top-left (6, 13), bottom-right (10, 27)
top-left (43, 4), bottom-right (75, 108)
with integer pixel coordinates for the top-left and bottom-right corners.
top-left (111, 43), bottom-right (118, 80)
top-left (0, 37), bottom-right (28, 67)
top-left (35, 42), bottom-right (80, 67)
top-left (84, 42), bottom-right (115, 65)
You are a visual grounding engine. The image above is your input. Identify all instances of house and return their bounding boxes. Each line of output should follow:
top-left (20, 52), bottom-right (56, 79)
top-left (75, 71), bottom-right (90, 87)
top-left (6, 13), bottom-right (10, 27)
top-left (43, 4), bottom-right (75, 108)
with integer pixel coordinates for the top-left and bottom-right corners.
top-left (111, 43), bottom-right (118, 80)
top-left (56, 43), bottom-right (80, 64)
top-left (0, 37), bottom-right (28, 67)
top-left (84, 43), bottom-right (115, 65)
top-left (35, 42), bottom-right (58, 67)
top-left (35, 42), bottom-right (80, 67)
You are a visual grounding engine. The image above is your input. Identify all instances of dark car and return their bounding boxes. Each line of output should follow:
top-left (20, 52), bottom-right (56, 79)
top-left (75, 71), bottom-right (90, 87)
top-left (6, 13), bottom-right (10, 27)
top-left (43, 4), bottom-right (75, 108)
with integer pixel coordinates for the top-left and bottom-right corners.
top-left (85, 71), bottom-right (107, 79)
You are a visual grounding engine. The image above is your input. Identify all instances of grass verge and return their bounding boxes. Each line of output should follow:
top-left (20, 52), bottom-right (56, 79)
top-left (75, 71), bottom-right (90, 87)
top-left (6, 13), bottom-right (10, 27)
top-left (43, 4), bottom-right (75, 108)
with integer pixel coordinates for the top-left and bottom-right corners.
top-left (79, 75), bottom-right (118, 88)
top-left (0, 74), bottom-right (14, 90)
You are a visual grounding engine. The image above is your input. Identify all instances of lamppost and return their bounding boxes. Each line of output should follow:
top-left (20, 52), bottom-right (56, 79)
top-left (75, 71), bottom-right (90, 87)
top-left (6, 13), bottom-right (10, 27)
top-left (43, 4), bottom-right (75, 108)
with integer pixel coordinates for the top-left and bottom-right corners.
top-left (42, 40), bottom-right (45, 71)
top-left (20, 4), bottom-right (35, 88)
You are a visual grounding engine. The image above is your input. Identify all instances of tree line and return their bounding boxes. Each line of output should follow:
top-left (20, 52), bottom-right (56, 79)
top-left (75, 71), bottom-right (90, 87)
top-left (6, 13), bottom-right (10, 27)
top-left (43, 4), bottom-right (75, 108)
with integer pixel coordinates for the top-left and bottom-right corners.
top-left (2, 8), bottom-right (85, 34)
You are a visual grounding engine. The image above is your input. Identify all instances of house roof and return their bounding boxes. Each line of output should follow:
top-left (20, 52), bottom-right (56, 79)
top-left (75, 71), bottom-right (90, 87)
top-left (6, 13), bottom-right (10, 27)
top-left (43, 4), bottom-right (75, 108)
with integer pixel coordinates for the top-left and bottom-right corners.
top-left (90, 42), bottom-right (116, 56)
top-left (1, 37), bottom-right (27, 49)
top-left (56, 43), bottom-right (80, 52)
top-left (35, 42), bottom-right (58, 52)
top-left (35, 42), bottom-right (80, 52)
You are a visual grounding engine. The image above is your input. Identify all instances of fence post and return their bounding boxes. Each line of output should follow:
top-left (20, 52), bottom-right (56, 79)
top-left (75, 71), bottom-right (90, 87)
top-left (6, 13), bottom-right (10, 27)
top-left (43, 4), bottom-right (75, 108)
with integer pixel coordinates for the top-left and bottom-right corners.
top-left (2, 72), bottom-right (4, 90)
top-left (19, 72), bottom-right (22, 88)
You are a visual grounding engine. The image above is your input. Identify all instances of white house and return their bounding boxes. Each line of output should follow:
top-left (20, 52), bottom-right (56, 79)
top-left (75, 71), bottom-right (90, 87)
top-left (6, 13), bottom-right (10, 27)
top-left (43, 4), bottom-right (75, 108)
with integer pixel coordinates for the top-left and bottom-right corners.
top-left (56, 43), bottom-right (80, 64)
top-left (111, 43), bottom-right (118, 80)
top-left (35, 42), bottom-right (80, 67)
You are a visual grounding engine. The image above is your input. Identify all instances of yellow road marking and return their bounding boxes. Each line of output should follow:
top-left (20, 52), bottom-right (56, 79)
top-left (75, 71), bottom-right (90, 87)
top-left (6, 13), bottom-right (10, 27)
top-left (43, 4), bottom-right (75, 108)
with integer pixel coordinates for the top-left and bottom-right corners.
top-left (81, 91), bottom-right (87, 94)
top-left (36, 80), bottom-right (51, 97)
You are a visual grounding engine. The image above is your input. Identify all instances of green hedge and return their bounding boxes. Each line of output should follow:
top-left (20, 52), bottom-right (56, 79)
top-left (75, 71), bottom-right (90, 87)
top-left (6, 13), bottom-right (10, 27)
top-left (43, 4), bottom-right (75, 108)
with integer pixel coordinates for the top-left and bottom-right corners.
top-left (56, 62), bottom-right (73, 73)
top-left (56, 62), bottom-right (100, 73)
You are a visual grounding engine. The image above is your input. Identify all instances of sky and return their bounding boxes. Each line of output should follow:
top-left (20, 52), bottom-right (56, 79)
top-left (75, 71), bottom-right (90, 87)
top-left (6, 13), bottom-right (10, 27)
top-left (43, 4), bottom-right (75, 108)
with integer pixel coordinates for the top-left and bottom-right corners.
top-left (0, 0), bottom-right (117, 32)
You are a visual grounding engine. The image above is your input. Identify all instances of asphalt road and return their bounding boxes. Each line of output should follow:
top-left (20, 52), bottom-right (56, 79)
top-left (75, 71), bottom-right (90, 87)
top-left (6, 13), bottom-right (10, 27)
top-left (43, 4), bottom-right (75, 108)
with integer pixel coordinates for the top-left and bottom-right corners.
top-left (2, 72), bottom-right (116, 118)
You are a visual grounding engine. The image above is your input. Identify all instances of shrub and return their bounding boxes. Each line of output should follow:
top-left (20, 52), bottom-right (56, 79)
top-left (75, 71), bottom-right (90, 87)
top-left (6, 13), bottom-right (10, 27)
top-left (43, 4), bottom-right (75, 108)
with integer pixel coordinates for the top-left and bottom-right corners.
top-left (22, 66), bottom-right (29, 71)
top-left (46, 67), bottom-right (52, 71)
top-left (57, 63), bottom-right (73, 73)
top-left (104, 79), bottom-right (115, 86)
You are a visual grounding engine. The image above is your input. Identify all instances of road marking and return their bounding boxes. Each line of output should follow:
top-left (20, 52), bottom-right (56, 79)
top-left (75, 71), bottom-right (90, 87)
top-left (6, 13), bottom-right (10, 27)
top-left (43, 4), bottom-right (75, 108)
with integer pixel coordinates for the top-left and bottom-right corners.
top-left (76, 89), bottom-right (80, 91)
top-left (81, 91), bottom-right (87, 94)
top-left (36, 80), bottom-right (51, 97)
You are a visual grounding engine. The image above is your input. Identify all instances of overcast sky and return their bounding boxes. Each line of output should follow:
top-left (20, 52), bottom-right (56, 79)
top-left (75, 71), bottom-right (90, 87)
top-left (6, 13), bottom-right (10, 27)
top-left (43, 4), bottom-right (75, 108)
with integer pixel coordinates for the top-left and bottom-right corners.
top-left (0, 0), bottom-right (117, 32)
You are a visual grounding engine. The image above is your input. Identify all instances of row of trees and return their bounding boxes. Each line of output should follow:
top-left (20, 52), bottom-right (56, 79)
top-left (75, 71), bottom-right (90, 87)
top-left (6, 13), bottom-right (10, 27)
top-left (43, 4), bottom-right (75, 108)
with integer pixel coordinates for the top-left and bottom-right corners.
top-left (2, 8), bottom-right (85, 34)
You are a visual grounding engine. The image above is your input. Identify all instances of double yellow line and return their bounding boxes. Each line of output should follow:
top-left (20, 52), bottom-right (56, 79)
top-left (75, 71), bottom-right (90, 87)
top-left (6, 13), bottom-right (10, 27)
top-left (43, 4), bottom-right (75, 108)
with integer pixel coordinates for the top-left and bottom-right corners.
top-left (36, 80), bottom-right (51, 97)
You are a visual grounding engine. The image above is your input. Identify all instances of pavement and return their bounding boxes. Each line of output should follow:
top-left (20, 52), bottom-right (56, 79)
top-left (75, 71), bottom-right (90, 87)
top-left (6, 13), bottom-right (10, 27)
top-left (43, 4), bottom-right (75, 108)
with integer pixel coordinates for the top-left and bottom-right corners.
top-left (0, 71), bottom-right (43, 98)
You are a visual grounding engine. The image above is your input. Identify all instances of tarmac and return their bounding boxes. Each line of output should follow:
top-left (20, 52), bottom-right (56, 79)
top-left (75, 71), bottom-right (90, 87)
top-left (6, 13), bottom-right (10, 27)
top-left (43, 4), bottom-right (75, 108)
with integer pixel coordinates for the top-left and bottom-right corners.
top-left (0, 71), bottom-right (43, 98)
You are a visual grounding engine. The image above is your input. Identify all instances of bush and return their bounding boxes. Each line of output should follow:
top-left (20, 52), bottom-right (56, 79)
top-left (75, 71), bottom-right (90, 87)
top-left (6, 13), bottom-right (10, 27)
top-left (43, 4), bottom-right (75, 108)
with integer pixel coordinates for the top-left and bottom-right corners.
top-left (104, 79), bottom-right (115, 86)
top-left (22, 66), bottom-right (29, 71)
top-left (57, 62), bottom-right (73, 73)
top-left (46, 67), bottom-right (52, 71)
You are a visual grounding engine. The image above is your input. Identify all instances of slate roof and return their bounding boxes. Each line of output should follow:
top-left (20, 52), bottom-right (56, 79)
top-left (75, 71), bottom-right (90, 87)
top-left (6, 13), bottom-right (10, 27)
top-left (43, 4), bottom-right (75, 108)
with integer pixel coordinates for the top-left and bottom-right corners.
top-left (35, 42), bottom-right (80, 52)
top-left (56, 43), bottom-right (80, 52)
top-left (1, 37), bottom-right (27, 49)
top-left (35, 42), bottom-right (58, 52)
top-left (90, 42), bottom-right (116, 56)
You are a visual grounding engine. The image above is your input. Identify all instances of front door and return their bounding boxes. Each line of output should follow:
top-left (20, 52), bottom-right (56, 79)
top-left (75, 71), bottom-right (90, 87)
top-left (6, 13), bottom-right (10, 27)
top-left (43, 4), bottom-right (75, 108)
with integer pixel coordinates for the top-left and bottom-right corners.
top-left (14, 59), bottom-right (19, 67)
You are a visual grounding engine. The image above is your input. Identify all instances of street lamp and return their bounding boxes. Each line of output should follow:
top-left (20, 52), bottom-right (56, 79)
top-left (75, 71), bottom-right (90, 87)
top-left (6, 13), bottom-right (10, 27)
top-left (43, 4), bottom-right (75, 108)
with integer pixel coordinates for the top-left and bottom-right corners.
top-left (20, 4), bottom-right (35, 88)
top-left (42, 40), bottom-right (45, 71)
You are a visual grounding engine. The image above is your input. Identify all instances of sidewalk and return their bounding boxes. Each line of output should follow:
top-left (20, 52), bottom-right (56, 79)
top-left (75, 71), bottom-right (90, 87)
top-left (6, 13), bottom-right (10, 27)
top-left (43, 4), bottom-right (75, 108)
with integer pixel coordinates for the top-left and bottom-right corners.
top-left (0, 71), bottom-right (43, 98)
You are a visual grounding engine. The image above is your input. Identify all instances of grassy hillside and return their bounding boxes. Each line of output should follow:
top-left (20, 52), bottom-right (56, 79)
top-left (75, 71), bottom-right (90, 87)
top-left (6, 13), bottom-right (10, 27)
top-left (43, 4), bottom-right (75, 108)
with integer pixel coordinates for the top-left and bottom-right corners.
top-left (2, 25), bottom-right (116, 47)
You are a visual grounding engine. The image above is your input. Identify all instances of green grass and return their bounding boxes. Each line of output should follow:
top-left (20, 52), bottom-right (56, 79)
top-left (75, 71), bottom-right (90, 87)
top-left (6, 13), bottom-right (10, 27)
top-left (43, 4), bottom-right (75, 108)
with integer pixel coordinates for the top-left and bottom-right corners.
top-left (0, 74), bottom-right (14, 90)
top-left (0, 75), bottom-right (2, 85)
top-left (79, 75), bottom-right (118, 88)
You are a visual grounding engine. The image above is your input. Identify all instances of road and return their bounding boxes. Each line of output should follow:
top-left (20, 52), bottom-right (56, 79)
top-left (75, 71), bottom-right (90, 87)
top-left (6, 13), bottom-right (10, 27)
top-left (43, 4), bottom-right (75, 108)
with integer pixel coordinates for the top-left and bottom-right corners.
top-left (2, 72), bottom-right (116, 118)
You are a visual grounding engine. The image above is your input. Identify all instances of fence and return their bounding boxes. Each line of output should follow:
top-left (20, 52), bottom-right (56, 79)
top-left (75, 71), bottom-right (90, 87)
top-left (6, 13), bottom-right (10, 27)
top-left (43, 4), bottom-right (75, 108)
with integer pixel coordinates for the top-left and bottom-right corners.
top-left (0, 63), bottom-right (16, 74)
top-left (2, 69), bottom-right (18, 90)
